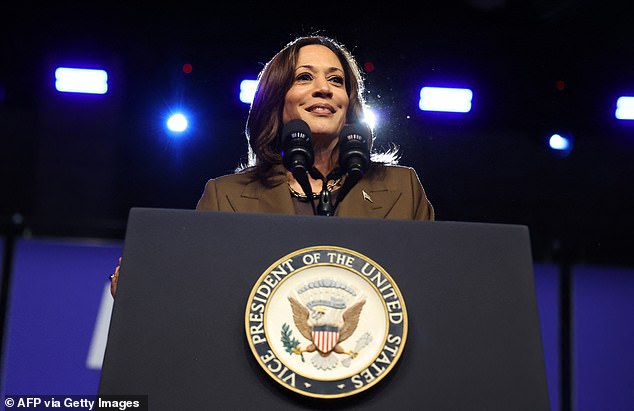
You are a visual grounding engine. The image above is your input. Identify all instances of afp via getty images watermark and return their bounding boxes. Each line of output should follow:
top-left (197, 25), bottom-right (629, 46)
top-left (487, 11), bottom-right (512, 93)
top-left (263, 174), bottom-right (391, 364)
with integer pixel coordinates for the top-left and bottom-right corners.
top-left (3, 395), bottom-right (148, 411)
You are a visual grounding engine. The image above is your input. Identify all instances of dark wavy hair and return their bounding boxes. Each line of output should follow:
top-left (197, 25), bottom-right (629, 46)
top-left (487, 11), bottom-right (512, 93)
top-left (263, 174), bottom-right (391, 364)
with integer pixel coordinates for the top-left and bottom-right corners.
top-left (241, 35), bottom-right (398, 185)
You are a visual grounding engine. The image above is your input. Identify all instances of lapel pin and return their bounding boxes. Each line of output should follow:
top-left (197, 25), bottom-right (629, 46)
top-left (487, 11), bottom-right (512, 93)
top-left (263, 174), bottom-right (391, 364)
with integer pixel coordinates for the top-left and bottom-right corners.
top-left (362, 190), bottom-right (373, 203)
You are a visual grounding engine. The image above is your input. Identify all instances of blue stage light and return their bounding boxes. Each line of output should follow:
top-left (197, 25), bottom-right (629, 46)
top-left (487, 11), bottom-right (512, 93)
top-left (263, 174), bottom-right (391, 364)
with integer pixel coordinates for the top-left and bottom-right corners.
top-left (419, 86), bottom-right (473, 113)
top-left (615, 96), bottom-right (634, 120)
top-left (240, 79), bottom-right (258, 104)
top-left (549, 134), bottom-right (572, 153)
top-left (55, 67), bottom-right (108, 94)
top-left (166, 113), bottom-right (188, 133)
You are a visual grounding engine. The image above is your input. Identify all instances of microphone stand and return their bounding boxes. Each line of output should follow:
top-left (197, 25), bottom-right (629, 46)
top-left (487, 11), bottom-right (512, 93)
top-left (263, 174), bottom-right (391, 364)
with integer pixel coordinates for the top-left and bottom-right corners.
top-left (310, 168), bottom-right (335, 216)
top-left (292, 165), bottom-right (317, 216)
top-left (333, 168), bottom-right (362, 210)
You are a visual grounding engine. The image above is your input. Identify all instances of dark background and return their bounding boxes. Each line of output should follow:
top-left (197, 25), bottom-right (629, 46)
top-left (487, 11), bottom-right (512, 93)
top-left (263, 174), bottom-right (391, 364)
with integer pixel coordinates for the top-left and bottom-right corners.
top-left (2, 0), bottom-right (633, 266)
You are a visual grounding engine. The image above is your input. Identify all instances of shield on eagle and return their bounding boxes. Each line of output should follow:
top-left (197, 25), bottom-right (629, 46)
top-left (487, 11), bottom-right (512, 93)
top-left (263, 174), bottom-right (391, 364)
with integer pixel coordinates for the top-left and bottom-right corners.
top-left (312, 325), bottom-right (340, 354)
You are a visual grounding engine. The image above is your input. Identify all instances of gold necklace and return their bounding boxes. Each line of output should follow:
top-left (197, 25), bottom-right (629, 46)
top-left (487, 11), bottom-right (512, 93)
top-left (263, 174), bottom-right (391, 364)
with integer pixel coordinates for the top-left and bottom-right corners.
top-left (288, 177), bottom-right (343, 199)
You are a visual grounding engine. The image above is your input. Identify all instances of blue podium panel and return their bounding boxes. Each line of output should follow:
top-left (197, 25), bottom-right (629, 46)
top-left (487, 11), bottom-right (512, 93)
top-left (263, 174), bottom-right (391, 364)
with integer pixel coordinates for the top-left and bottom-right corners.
top-left (573, 265), bottom-right (634, 411)
top-left (1, 238), bottom-right (122, 396)
top-left (533, 263), bottom-right (560, 411)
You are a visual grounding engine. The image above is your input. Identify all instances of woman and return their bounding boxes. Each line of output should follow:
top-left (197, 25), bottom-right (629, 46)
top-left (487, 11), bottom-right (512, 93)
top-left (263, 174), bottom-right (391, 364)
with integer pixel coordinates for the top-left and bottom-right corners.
top-left (196, 35), bottom-right (434, 219)
top-left (111, 35), bottom-right (434, 296)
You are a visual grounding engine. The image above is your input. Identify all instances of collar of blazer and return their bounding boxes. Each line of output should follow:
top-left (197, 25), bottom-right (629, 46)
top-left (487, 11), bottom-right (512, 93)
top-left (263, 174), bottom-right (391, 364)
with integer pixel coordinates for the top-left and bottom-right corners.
top-left (226, 166), bottom-right (401, 219)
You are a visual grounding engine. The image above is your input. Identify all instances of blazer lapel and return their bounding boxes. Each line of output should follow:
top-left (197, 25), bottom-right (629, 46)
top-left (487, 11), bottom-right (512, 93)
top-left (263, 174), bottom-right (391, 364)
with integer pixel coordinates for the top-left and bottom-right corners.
top-left (337, 178), bottom-right (401, 219)
top-left (222, 167), bottom-right (401, 218)
top-left (226, 180), bottom-right (295, 215)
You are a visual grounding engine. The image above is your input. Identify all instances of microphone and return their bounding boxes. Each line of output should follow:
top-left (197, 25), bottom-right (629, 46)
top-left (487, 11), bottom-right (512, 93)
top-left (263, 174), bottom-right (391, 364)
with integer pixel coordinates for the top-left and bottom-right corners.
top-left (338, 122), bottom-right (371, 180)
top-left (334, 123), bottom-right (371, 209)
top-left (281, 119), bottom-right (314, 175)
top-left (281, 119), bottom-right (316, 214)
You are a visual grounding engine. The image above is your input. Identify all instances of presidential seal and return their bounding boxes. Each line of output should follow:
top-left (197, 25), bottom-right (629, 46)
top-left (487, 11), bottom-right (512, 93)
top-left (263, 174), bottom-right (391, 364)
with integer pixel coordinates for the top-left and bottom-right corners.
top-left (245, 246), bottom-right (408, 399)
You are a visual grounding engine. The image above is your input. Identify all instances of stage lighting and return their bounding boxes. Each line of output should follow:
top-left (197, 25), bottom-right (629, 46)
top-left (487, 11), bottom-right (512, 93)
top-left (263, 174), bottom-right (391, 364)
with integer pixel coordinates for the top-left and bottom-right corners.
top-left (419, 86), bottom-right (473, 113)
top-left (615, 96), bottom-right (634, 120)
top-left (240, 79), bottom-right (258, 104)
top-left (549, 134), bottom-right (571, 151)
top-left (548, 133), bottom-right (574, 157)
top-left (166, 113), bottom-right (188, 133)
top-left (364, 108), bottom-right (377, 129)
top-left (55, 67), bottom-right (108, 94)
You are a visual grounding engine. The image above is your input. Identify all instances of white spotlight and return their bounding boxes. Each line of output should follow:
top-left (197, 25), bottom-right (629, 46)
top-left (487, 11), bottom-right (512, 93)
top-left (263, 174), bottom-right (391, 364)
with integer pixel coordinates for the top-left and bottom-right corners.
top-left (166, 113), bottom-right (188, 133)
top-left (419, 86), bottom-right (473, 113)
top-left (55, 67), bottom-right (108, 94)
top-left (363, 108), bottom-right (378, 130)
top-left (549, 134), bottom-right (570, 150)
top-left (239, 79), bottom-right (258, 104)
top-left (615, 96), bottom-right (634, 120)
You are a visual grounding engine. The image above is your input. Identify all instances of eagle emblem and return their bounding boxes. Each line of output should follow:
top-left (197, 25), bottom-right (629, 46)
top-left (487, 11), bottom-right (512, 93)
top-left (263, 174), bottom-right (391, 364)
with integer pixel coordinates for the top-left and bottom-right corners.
top-left (245, 246), bottom-right (408, 398)
top-left (285, 279), bottom-right (368, 370)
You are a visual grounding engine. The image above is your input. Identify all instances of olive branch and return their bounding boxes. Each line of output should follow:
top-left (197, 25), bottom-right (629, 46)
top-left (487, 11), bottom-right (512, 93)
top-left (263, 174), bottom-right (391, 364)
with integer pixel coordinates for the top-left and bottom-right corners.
top-left (281, 323), bottom-right (304, 362)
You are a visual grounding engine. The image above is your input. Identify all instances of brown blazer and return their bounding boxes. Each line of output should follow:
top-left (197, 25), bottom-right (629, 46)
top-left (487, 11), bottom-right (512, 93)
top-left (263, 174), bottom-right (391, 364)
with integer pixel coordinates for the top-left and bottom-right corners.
top-left (196, 164), bottom-right (434, 221)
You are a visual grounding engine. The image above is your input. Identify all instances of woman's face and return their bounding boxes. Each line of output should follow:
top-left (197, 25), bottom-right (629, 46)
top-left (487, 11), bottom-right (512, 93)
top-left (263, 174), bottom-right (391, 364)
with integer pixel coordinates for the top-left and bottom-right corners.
top-left (282, 44), bottom-right (349, 141)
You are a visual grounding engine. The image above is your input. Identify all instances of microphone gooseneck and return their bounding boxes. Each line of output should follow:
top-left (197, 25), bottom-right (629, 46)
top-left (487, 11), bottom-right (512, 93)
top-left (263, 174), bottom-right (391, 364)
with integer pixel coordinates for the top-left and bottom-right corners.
top-left (306, 167), bottom-right (334, 216)
top-left (281, 119), bottom-right (317, 215)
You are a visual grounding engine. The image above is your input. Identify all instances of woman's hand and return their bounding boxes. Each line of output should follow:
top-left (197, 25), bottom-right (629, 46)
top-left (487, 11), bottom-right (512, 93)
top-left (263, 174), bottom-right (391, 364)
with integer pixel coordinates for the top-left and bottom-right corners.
top-left (109, 257), bottom-right (121, 298)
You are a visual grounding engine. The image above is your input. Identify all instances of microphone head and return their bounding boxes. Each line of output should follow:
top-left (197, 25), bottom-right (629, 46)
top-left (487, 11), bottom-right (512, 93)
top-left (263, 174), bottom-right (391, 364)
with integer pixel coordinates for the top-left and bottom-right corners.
top-left (281, 119), bottom-right (314, 172)
top-left (338, 122), bottom-right (371, 176)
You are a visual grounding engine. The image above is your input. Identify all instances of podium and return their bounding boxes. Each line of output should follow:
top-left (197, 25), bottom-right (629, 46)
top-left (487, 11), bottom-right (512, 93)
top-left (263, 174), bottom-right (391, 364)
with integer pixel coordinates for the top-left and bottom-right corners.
top-left (99, 208), bottom-right (549, 410)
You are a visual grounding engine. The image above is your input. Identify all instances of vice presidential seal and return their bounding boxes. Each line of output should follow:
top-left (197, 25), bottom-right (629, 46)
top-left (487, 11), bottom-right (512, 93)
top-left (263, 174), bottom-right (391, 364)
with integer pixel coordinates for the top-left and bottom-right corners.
top-left (245, 246), bottom-right (408, 398)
